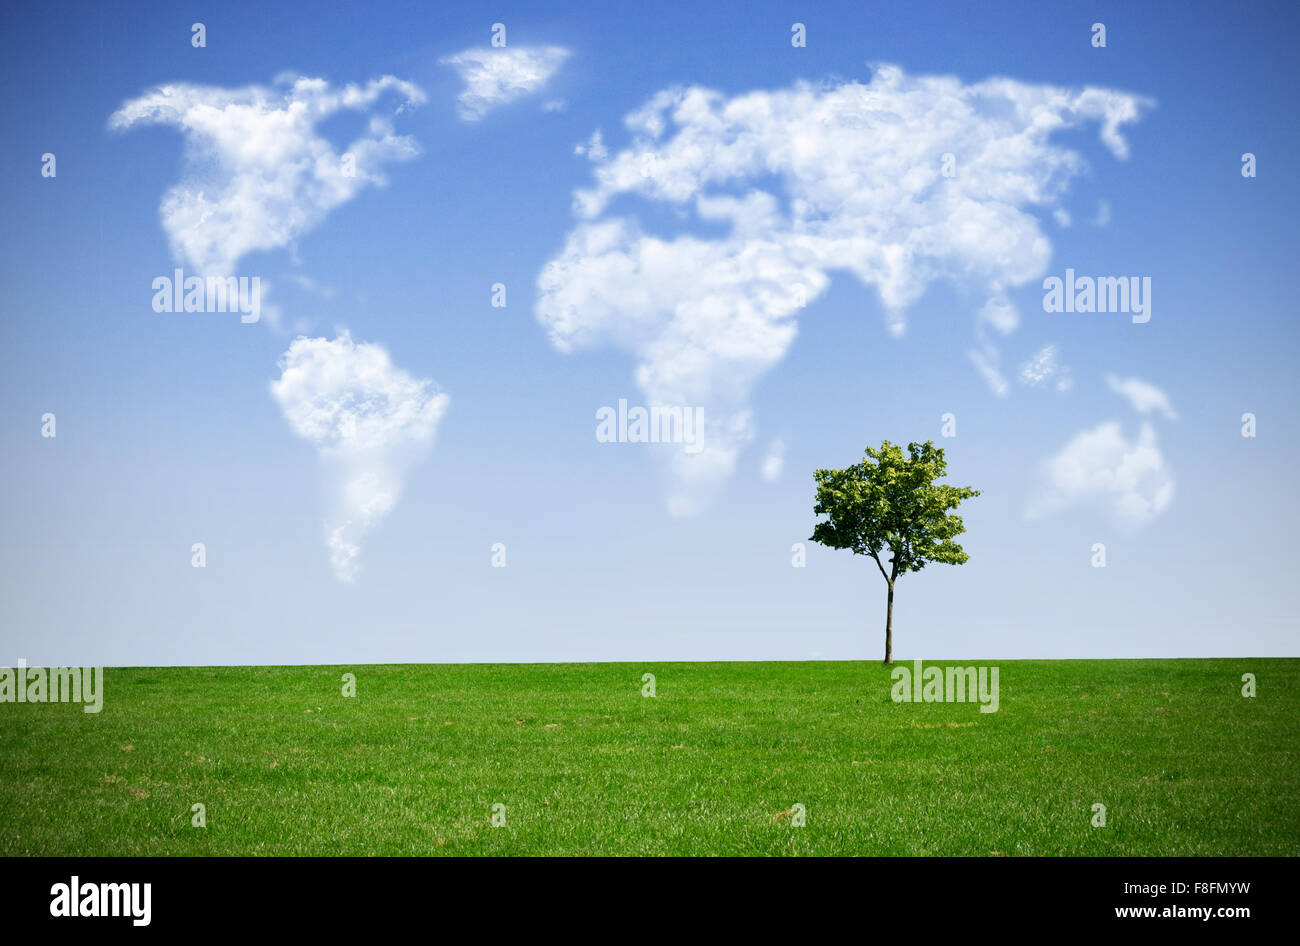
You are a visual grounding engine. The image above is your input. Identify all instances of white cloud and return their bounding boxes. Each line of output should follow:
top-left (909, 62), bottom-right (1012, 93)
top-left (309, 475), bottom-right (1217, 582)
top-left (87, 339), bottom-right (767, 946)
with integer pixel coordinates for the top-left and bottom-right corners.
top-left (1094, 199), bottom-right (1112, 227)
top-left (1027, 421), bottom-right (1174, 528)
top-left (442, 46), bottom-right (570, 121)
top-left (969, 345), bottom-right (1009, 398)
top-left (270, 333), bottom-right (449, 582)
top-left (1020, 344), bottom-right (1072, 392)
top-left (978, 296), bottom-right (1020, 335)
top-left (1107, 375), bottom-right (1178, 420)
top-left (1053, 208), bottom-right (1072, 228)
top-left (760, 438), bottom-right (786, 482)
top-left (575, 130), bottom-right (609, 162)
top-left (537, 64), bottom-right (1150, 514)
top-left (110, 75), bottom-right (426, 278)
top-left (288, 273), bottom-right (337, 300)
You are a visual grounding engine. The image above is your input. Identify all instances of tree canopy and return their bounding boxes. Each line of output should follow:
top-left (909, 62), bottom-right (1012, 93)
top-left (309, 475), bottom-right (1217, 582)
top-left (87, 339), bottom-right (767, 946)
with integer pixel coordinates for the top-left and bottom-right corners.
top-left (811, 440), bottom-right (980, 585)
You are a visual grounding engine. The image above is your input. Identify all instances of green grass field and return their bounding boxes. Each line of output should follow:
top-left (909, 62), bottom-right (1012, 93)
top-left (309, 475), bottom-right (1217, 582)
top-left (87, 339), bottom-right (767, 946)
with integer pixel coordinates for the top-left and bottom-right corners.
top-left (1, 659), bottom-right (1296, 856)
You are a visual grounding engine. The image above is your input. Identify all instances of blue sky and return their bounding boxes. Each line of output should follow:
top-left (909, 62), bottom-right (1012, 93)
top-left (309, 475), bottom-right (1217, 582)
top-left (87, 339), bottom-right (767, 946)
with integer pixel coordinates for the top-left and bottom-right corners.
top-left (2, 0), bottom-right (1298, 666)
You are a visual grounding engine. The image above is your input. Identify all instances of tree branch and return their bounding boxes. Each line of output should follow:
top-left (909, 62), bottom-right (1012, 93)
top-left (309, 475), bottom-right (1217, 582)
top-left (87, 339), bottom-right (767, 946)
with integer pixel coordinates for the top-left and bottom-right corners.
top-left (869, 550), bottom-right (890, 584)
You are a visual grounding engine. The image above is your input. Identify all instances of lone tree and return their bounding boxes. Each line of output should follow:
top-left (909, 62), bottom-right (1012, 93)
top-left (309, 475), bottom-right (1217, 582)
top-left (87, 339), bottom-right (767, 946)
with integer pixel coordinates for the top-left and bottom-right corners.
top-left (810, 440), bottom-right (979, 665)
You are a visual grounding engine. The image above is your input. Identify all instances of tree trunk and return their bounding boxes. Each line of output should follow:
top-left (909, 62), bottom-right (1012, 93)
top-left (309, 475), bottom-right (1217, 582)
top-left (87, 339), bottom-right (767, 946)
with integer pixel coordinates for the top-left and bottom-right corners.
top-left (884, 581), bottom-right (895, 665)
